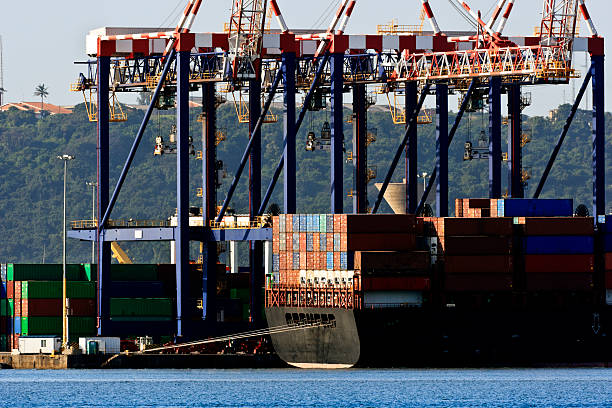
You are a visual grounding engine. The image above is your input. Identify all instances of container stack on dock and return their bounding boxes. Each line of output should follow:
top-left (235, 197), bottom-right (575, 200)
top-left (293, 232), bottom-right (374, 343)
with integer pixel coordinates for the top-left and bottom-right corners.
top-left (604, 217), bottom-right (612, 306)
top-left (1, 265), bottom-right (7, 351)
top-left (0, 264), bottom-right (96, 350)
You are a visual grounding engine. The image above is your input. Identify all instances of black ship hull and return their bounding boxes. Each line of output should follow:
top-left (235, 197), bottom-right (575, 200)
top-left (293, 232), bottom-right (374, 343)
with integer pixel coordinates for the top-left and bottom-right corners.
top-left (266, 304), bottom-right (612, 368)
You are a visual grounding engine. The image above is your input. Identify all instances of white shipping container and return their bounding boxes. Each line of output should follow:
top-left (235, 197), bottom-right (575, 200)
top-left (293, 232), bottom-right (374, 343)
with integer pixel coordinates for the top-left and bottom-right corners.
top-left (18, 336), bottom-right (61, 354)
top-left (364, 291), bottom-right (423, 308)
top-left (79, 337), bottom-right (121, 355)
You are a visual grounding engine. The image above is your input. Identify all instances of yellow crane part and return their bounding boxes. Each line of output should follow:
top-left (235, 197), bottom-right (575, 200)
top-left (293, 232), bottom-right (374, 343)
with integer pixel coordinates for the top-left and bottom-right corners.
top-left (111, 242), bottom-right (132, 264)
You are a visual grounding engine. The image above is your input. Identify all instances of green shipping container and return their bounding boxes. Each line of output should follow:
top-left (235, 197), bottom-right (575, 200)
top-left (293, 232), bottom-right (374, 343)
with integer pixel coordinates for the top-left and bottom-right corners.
top-left (21, 281), bottom-right (96, 299)
top-left (0, 299), bottom-right (6, 316)
top-left (0, 335), bottom-right (7, 352)
top-left (110, 316), bottom-right (173, 322)
top-left (20, 316), bottom-right (96, 336)
top-left (85, 264), bottom-right (159, 281)
top-left (230, 288), bottom-right (250, 302)
top-left (319, 214), bottom-right (327, 233)
top-left (7, 264), bottom-right (88, 281)
top-left (8, 299), bottom-right (13, 316)
top-left (110, 298), bottom-right (173, 317)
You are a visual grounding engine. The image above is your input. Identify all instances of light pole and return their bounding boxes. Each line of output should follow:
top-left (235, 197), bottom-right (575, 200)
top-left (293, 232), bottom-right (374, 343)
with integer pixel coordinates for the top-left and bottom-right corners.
top-left (57, 154), bottom-right (75, 351)
top-left (86, 181), bottom-right (97, 264)
top-left (418, 172), bottom-right (429, 196)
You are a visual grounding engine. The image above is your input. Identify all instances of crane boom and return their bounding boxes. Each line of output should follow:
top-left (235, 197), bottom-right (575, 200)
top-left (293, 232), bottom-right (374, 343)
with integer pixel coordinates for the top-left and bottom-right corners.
top-left (228, 0), bottom-right (269, 80)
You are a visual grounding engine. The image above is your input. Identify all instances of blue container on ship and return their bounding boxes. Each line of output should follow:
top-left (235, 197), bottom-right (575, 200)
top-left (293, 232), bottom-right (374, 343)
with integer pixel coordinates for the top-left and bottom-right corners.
top-left (501, 199), bottom-right (573, 217)
top-left (333, 233), bottom-right (341, 251)
top-left (340, 252), bottom-right (347, 271)
top-left (326, 252), bottom-right (334, 271)
top-left (326, 215), bottom-right (334, 233)
top-left (0, 282), bottom-right (6, 299)
top-left (320, 234), bottom-right (327, 251)
top-left (272, 254), bottom-right (280, 272)
top-left (523, 235), bottom-right (593, 255)
top-left (292, 216), bottom-right (300, 233)
top-left (300, 215), bottom-right (307, 232)
top-left (12, 317), bottom-right (21, 335)
top-left (293, 253), bottom-right (300, 270)
top-left (306, 234), bottom-right (314, 252)
top-left (603, 233), bottom-right (612, 252)
top-left (293, 233), bottom-right (299, 251)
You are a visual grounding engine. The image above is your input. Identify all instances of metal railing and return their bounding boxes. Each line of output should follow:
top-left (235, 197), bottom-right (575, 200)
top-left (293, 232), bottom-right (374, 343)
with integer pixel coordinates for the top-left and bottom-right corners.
top-left (265, 285), bottom-right (361, 310)
top-left (71, 219), bottom-right (171, 229)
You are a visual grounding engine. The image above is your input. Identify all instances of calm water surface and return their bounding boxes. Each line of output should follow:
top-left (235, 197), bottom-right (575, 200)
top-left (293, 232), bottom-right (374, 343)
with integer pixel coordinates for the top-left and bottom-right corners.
top-left (0, 368), bottom-right (611, 407)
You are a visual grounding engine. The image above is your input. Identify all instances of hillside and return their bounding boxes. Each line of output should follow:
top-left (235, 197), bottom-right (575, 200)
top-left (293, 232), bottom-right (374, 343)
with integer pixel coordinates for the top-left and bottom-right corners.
top-left (0, 101), bottom-right (610, 264)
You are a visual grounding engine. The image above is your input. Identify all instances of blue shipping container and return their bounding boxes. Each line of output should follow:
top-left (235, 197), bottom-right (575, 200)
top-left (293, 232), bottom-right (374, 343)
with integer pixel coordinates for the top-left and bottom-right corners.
top-left (603, 216), bottom-right (612, 233)
top-left (524, 235), bottom-right (594, 255)
top-left (0, 264), bottom-right (6, 281)
top-left (272, 254), bottom-right (280, 272)
top-left (501, 199), bottom-right (573, 217)
top-left (300, 215), bottom-right (307, 232)
top-left (603, 233), bottom-right (612, 252)
top-left (333, 233), bottom-right (341, 252)
top-left (13, 317), bottom-right (21, 334)
top-left (0, 282), bottom-right (6, 299)
top-left (326, 215), bottom-right (334, 233)
top-left (293, 233), bottom-right (299, 251)
top-left (320, 234), bottom-right (327, 251)
top-left (340, 252), bottom-right (347, 271)
top-left (279, 215), bottom-right (285, 233)
top-left (306, 234), bottom-right (314, 252)
top-left (326, 252), bottom-right (334, 271)
top-left (293, 253), bottom-right (300, 270)
top-left (292, 216), bottom-right (300, 232)
top-left (313, 216), bottom-right (319, 232)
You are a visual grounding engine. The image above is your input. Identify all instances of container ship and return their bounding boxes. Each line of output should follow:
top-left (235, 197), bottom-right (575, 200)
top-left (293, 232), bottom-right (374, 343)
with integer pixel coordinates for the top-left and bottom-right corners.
top-left (265, 198), bottom-right (612, 368)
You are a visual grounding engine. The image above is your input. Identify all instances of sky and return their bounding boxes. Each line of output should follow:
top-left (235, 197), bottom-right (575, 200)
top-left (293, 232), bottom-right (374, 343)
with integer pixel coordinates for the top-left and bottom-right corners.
top-left (0, 0), bottom-right (609, 116)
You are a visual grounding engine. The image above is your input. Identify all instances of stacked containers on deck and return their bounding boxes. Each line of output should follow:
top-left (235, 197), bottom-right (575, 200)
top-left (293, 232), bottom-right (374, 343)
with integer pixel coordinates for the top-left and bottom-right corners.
top-left (456, 198), bottom-right (573, 218)
top-left (424, 217), bottom-right (515, 292)
top-left (271, 214), bottom-right (422, 306)
top-left (518, 217), bottom-right (595, 291)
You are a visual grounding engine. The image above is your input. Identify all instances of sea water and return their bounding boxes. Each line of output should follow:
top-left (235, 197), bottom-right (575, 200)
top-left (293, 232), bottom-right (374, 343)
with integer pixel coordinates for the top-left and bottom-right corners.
top-left (0, 368), bottom-right (611, 407)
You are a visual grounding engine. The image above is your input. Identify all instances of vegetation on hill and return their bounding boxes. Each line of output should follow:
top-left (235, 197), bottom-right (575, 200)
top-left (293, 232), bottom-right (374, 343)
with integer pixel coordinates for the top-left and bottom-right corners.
top-left (0, 100), bottom-right (610, 264)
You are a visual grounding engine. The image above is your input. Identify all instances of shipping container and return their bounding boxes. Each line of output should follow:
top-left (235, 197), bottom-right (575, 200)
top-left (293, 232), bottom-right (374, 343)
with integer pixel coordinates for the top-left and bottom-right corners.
top-left (525, 273), bottom-right (593, 291)
top-left (515, 217), bottom-right (594, 236)
top-left (18, 336), bottom-right (61, 354)
top-left (524, 254), bottom-right (594, 273)
top-left (523, 236), bottom-right (593, 255)
top-left (362, 276), bottom-right (430, 291)
top-left (21, 281), bottom-right (96, 299)
top-left (435, 236), bottom-right (512, 255)
top-left (6, 264), bottom-right (88, 281)
top-left (347, 233), bottom-right (417, 251)
top-left (110, 264), bottom-right (159, 281)
top-left (0, 281), bottom-right (6, 299)
top-left (21, 298), bottom-right (96, 317)
top-left (108, 281), bottom-right (168, 298)
top-left (500, 199), bottom-right (573, 217)
top-left (110, 298), bottom-right (173, 317)
top-left (425, 217), bottom-right (513, 236)
top-left (444, 274), bottom-right (513, 291)
top-left (79, 337), bottom-right (121, 355)
top-left (343, 214), bottom-right (416, 233)
top-left (442, 255), bottom-right (512, 274)
top-left (363, 291), bottom-right (423, 307)
top-left (20, 316), bottom-right (96, 336)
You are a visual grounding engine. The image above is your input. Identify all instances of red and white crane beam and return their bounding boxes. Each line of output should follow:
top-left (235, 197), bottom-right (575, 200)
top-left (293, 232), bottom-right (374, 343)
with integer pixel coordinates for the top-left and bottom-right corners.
top-left (452, 0), bottom-right (503, 42)
top-left (269, 0), bottom-right (290, 33)
top-left (485, 0), bottom-right (507, 31)
top-left (420, 0), bottom-right (441, 35)
top-left (494, 0), bottom-right (515, 35)
top-left (313, 0), bottom-right (355, 58)
top-left (577, 0), bottom-right (597, 37)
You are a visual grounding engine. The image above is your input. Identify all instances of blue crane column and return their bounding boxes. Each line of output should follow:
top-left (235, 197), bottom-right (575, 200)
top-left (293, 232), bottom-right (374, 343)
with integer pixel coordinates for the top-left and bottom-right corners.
top-left (507, 83), bottom-right (523, 198)
top-left (175, 47), bottom-right (191, 338)
top-left (201, 81), bottom-right (217, 328)
top-left (591, 53), bottom-right (605, 219)
top-left (405, 81), bottom-right (418, 213)
top-left (436, 83), bottom-right (448, 217)
top-left (330, 52), bottom-right (344, 213)
top-left (282, 51), bottom-right (297, 214)
top-left (489, 76), bottom-right (502, 198)
top-left (249, 75), bottom-right (264, 326)
top-left (352, 83), bottom-right (367, 214)
top-left (96, 54), bottom-right (111, 336)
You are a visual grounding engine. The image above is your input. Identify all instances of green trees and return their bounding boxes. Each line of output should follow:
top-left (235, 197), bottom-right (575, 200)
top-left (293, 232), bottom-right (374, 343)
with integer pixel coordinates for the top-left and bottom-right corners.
top-left (33, 84), bottom-right (49, 118)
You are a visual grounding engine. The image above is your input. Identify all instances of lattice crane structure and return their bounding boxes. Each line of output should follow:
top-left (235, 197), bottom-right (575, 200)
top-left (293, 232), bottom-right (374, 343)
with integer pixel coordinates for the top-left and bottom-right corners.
top-left (68, 0), bottom-right (605, 339)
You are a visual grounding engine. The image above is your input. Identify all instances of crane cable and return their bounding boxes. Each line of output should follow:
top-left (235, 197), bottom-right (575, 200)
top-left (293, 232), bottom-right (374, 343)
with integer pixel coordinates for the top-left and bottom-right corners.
top-left (141, 320), bottom-right (334, 354)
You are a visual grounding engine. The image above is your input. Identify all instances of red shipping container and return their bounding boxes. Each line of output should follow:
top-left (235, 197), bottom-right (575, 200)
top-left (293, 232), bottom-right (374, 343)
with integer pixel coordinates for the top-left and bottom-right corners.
top-left (362, 276), bottom-right (430, 291)
top-left (299, 234), bottom-right (307, 252)
top-left (299, 252), bottom-right (307, 270)
top-left (279, 253), bottom-right (287, 270)
top-left (340, 235), bottom-right (348, 252)
top-left (320, 252), bottom-right (328, 270)
top-left (15, 282), bottom-right (21, 299)
top-left (272, 217), bottom-right (279, 235)
top-left (605, 253), bottom-right (612, 270)
top-left (355, 251), bottom-right (430, 274)
top-left (7, 281), bottom-right (14, 299)
top-left (525, 254), bottom-right (594, 274)
top-left (340, 215), bottom-right (347, 233)
top-left (307, 253), bottom-right (316, 270)
top-left (467, 198), bottom-right (491, 208)
top-left (344, 214), bottom-right (416, 233)
top-left (313, 233), bottom-right (320, 252)
top-left (0, 318), bottom-right (6, 333)
top-left (526, 273), bottom-right (593, 291)
top-left (606, 271), bottom-right (612, 289)
top-left (286, 214), bottom-right (293, 232)
top-left (334, 252), bottom-right (341, 270)
top-left (347, 233), bottom-right (416, 251)
top-left (21, 298), bottom-right (97, 317)
top-left (14, 294), bottom-right (21, 317)
top-left (443, 255), bottom-right (512, 274)
top-left (272, 240), bottom-right (280, 253)
top-left (432, 217), bottom-right (513, 237)
top-left (437, 236), bottom-right (512, 255)
top-left (455, 199), bottom-right (464, 217)
top-left (516, 217), bottom-right (594, 236)
top-left (415, 218), bottom-right (424, 235)
top-left (326, 233), bottom-right (334, 251)
top-left (11, 334), bottom-right (19, 350)
top-left (444, 274), bottom-right (513, 291)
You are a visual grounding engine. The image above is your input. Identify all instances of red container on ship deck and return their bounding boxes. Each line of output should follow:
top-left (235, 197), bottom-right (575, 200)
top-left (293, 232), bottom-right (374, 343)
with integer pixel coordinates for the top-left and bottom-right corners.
top-left (606, 271), bottom-right (612, 289)
top-left (516, 217), bottom-right (594, 235)
top-left (526, 273), bottom-right (593, 291)
top-left (347, 233), bottom-right (416, 251)
top-left (524, 254), bottom-right (594, 273)
top-left (7, 281), bottom-right (14, 299)
top-left (21, 298), bottom-right (96, 317)
top-left (605, 253), bottom-right (612, 270)
top-left (443, 255), bottom-right (512, 274)
top-left (437, 236), bottom-right (512, 255)
top-left (362, 276), bottom-right (430, 291)
top-left (444, 274), bottom-right (513, 291)
top-left (426, 217), bottom-right (513, 236)
top-left (354, 251), bottom-right (430, 274)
